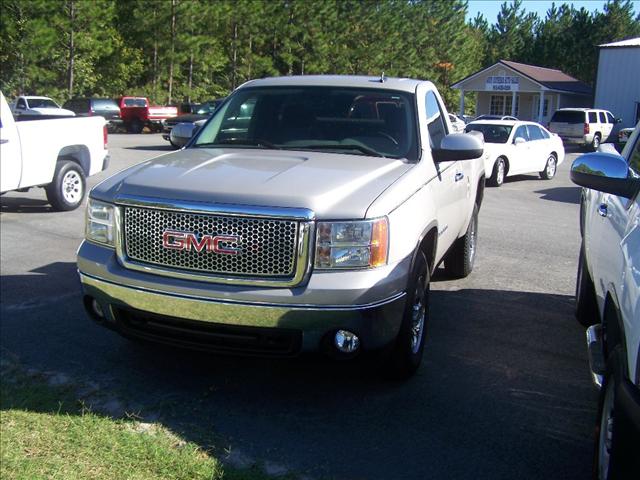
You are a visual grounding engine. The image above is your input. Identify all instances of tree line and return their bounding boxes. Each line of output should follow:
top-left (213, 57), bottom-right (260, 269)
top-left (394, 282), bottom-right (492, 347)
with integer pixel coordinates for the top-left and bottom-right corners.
top-left (1, 0), bottom-right (638, 112)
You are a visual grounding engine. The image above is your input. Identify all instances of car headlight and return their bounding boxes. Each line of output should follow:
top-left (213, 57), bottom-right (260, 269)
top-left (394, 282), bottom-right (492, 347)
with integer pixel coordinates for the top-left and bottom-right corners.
top-left (315, 218), bottom-right (388, 269)
top-left (86, 199), bottom-right (115, 247)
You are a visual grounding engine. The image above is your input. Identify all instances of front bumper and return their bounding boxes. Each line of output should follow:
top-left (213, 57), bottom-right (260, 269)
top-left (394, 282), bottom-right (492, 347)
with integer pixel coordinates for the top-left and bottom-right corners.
top-left (78, 241), bottom-right (409, 355)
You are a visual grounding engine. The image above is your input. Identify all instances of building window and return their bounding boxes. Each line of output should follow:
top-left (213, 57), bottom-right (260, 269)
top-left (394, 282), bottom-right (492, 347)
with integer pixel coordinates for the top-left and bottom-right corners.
top-left (490, 95), bottom-right (519, 116)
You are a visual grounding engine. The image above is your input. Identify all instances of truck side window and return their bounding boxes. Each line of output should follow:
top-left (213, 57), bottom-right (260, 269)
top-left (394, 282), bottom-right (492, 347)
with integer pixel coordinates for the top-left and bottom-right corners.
top-left (425, 91), bottom-right (448, 150)
top-left (598, 112), bottom-right (606, 123)
top-left (606, 112), bottom-right (616, 124)
top-left (16, 98), bottom-right (26, 109)
top-left (588, 112), bottom-right (598, 123)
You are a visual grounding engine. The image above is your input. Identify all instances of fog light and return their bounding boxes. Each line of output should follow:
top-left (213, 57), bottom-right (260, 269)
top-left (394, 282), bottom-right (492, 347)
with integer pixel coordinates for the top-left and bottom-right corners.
top-left (91, 299), bottom-right (104, 318)
top-left (334, 330), bottom-right (360, 353)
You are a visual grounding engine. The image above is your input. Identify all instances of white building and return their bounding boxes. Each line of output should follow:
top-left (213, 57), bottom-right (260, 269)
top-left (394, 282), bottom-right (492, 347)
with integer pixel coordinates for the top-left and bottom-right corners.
top-left (594, 37), bottom-right (640, 128)
top-left (451, 60), bottom-right (592, 124)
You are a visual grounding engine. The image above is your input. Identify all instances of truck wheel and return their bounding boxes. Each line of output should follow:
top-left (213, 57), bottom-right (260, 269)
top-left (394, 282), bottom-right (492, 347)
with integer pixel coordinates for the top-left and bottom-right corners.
top-left (592, 133), bottom-right (601, 151)
top-left (488, 158), bottom-right (505, 187)
top-left (575, 244), bottom-right (599, 327)
top-left (384, 251), bottom-right (430, 380)
top-left (594, 354), bottom-right (638, 479)
top-left (539, 153), bottom-right (557, 180)
top-left (45, 160), bottom-right (86, 211)
top-left (130, 119), bottom-right (144, 134)
top-left (444, 204), bottom-right (478, 278)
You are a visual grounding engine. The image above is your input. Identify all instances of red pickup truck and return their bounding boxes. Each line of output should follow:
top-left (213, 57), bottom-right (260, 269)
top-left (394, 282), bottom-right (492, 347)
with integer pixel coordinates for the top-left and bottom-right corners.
top-left (118, 97), bottom-right (177, 133)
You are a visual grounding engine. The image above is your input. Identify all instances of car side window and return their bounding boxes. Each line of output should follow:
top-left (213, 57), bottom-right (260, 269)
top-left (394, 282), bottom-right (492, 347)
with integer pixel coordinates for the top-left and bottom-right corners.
top-left (588, 112), bottom-right (597, 123)
top-left (514, 125), bottom-right (529, 142)
top-left (606, 112), bottom-right (616, 124)
top-left (527, 125), bottom-right (544, 141)
top-left (598, 112), bottom-right (606, 123)
top-left (16, 98), bottom-right (26, 109)
top-left (425, 91), bottom-right (448, 150)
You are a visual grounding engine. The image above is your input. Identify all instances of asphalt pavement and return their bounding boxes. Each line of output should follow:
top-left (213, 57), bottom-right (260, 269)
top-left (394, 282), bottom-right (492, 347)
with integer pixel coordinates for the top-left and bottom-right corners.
top-left (0, 134), bottom-right (597, 479)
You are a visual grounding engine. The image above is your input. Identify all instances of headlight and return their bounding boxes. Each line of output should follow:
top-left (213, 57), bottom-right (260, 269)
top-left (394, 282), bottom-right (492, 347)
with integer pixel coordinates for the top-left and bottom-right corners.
top-left (86, 199), bottom-right (115, 247)
top-left (315, 218), bottom-right (388, 269)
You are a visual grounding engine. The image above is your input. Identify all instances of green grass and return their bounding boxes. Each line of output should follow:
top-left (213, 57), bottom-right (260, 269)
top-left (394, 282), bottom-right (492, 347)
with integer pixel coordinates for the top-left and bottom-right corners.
top-left (0, 366), bottom-right (274, 480)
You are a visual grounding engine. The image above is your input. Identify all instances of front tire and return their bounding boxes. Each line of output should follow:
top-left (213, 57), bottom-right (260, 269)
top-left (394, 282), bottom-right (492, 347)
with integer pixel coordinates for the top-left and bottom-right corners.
top-left (384, 251), bottom-right (430, 380)
top-left (45, 160), bottom-right (86, 211)
top-left (488, 157), bottom-right (506, 187)
top-left (444, 204), bottom-right (479, 278)
top-left (540, 153), bottom-right (557, 180)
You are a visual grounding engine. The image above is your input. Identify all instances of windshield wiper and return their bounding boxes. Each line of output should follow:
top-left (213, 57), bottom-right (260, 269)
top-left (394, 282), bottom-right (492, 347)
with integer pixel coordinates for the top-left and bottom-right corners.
top-left (194, 138), bottom-right (279, 149)
top-left (289, 143), bottom-right (385, 157)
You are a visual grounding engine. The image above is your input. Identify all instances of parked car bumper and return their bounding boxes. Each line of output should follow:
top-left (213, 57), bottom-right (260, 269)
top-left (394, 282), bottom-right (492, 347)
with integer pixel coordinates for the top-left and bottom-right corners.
top-left (560, 134), bottom-right (590, 145)
top-left (77, 241), bottom-right (409, 356)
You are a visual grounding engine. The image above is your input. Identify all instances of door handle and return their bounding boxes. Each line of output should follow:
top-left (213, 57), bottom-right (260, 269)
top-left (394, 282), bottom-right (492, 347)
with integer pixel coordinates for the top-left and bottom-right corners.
top-left (598, 203), bottom-right (608, 217)
top-left (455, 172), bottom-right (464, 182)
top-left (0, 139), bottom-right (8, 144)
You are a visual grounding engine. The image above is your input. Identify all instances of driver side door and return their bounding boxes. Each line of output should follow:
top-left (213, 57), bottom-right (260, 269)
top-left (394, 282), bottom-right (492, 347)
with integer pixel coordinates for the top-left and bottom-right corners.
top-left (509, 124), bottom-right (532, 175)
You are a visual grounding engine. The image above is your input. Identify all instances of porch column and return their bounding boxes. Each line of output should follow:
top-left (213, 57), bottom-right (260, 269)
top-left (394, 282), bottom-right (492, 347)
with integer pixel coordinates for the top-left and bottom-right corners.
top-left (511, 90), bottom-right (517, 117)
top-left (459, 90), bottom-right (465, 116)
top-left (538, 90), bottom-right (545, 123)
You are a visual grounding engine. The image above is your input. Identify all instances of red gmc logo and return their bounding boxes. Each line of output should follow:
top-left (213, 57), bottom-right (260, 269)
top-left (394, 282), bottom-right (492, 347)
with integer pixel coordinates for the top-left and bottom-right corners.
top-left (162, 230), bottom-right (241, 255)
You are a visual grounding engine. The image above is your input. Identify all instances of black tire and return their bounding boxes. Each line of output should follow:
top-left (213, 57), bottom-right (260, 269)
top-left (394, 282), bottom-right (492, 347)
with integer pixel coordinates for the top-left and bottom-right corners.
top-left (592, 133), bottom-right (601, 151)
top-left (444, 204), bottom-right (478, 278)
top-left (539, 153), bottom-right (557, 180)
top-left (45, 160), bottom-right (86, 211)
top-left (488, 157), bottom-right (506, 187)
top-left (593, 353), bottom-right (639, 480)
top-left (384, 251), bottom-right (430, 380)
top-left (576, 244), bottom-right (599, 327)
top-left (127, 119), bottom-right (144, 134)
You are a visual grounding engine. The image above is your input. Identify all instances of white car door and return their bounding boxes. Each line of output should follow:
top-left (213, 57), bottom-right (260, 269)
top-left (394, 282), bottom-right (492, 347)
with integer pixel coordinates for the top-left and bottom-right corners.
top-left (509, 124), bottom-right (533, 175)
top-left (0, 93), bottom-right (22, 192)
top-left (526, 124), bottom-right (552, 172)
top-left (588, 128), bottom-right (640, 312)
top-left (421, 88), bottom-right (467, 251)
top-left (599, 112), bottom-right (613, 142)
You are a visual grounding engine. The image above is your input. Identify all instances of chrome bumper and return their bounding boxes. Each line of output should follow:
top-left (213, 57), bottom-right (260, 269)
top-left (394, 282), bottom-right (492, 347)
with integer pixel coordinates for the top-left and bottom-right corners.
top-left (80, 272), bottom-right (406, 353)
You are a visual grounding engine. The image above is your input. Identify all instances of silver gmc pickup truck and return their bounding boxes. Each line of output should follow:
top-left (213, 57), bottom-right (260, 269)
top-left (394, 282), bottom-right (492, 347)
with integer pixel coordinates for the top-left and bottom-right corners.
top-left (77, 75), bottom-right (485, 378)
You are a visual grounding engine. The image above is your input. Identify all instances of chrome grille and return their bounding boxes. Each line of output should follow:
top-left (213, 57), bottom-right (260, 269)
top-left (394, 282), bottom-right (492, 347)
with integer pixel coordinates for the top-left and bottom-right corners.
top-left (123, 207), bottom-right (298, 277)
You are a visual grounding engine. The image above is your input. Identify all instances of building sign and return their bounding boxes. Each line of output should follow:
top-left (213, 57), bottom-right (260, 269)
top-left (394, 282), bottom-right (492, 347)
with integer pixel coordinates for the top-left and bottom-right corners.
top-left (486, 76), bottom-right (520, 92)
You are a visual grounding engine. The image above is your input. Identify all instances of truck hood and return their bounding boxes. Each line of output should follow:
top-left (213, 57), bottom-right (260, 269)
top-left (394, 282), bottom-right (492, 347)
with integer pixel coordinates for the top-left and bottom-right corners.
top-left (30, 108), bottom-right (76, 116)
top-left (93, 148), bottom-right (413, 219)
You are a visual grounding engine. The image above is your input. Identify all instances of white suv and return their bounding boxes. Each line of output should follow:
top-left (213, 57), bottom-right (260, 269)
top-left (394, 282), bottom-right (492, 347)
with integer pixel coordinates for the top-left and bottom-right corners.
top-left (550, 108), bottom-right (619, 150)
top-left (571, 122), bottom-right (640, 479)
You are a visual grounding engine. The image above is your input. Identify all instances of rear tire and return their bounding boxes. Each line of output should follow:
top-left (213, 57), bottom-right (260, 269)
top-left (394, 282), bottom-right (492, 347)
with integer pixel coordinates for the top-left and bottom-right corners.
top-left (45, 160), bottom-right (86, 211)
top-left (444, 204), bottom-right (478, 278)
top-left (127, 119), bottom-right (144, 134)
top-left (539, 153), bottom-right (557, 180)
top-left (592, 133), bottom-right (601, 151)
top-left (488, 157), bottom-right (506, 187)
top-left (384, 251), bottom-right (430, 380)
top-left (575, 244), bottom-right (599, 327)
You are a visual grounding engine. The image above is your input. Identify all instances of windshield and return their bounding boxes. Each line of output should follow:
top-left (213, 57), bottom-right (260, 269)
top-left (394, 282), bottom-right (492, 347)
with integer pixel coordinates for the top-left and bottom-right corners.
top-left (28, 98), bottom-right (59, 109)
top-left (123, 98), bottom-right (147, 107)
top-left (193, 87), bottom-right (418, 160)
top-left (465, 123), bottom-right (513, 144)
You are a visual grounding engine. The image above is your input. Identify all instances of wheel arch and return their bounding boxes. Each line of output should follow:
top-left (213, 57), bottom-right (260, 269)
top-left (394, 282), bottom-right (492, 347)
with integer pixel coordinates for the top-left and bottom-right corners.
top-left (413, 222), bottom-right (438, 275)
top-left (57, 145), bottom-right (90, 176)
top-left (602, 291), bottom-right (628, 374)
top-left (498, 155), bottom-right (510, 176)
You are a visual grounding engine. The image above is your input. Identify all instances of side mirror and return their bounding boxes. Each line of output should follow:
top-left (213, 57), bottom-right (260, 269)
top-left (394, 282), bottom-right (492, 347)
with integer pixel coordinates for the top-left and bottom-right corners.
top-left (432, 133), bottom-right (483, 162)
top-left (616, 118), bottom-right (622, 124)
top-left (514, 137), bottom-right (526, 145)
top-left (570, 152), bottom-right (638, 198)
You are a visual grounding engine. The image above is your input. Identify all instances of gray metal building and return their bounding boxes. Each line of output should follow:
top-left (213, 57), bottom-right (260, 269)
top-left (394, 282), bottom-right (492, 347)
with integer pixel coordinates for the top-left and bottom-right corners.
top-left (594, 37), bottom-right (640, 128)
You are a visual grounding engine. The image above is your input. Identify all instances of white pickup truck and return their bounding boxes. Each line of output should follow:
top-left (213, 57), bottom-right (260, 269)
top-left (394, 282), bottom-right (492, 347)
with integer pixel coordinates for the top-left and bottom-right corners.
top-left (0, 92), bottom-right (110, 210)
top-left (77, 75), bottom-right (485, 379)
